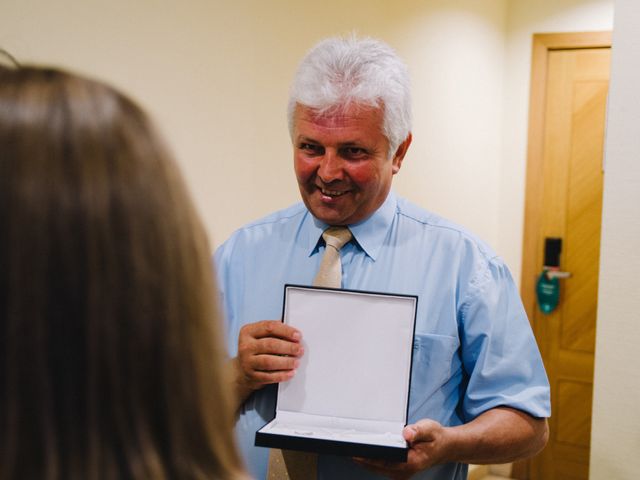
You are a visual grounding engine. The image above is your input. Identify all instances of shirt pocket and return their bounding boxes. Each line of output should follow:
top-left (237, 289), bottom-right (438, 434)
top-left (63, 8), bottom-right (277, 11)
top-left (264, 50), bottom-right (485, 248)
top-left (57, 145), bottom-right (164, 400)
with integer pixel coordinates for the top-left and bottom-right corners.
top-left (409, 333), bottom-right (460, 411)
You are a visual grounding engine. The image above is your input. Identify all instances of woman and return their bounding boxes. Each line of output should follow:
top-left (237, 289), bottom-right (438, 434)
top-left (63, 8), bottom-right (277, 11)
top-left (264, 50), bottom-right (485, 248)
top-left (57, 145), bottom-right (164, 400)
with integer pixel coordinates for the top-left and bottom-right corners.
top-left (0, 63), bottom-right (246, 479)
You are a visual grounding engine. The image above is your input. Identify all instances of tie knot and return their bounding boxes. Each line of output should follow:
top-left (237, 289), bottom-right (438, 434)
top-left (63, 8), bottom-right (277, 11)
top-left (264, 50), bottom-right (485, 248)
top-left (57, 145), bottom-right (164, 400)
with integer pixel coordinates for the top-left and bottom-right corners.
top-left (322, 226), bottom-right (352, 251)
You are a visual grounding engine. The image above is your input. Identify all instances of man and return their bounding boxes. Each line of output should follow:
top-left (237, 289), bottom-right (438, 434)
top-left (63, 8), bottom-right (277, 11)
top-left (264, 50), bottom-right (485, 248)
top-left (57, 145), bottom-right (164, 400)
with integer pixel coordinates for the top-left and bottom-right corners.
top-left (215, 36), bottom-right (550, 480)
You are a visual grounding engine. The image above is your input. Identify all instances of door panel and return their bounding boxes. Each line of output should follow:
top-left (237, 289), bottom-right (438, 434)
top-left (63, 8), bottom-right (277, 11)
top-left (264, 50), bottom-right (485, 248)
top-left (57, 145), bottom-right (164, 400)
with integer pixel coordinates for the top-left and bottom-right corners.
top-left (519, 33), bottom-right (611, 480)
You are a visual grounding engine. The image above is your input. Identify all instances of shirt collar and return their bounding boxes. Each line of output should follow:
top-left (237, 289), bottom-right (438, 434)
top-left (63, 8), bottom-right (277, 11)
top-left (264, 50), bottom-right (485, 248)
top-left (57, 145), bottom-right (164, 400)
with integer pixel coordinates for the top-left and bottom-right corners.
top-left (302, 191), bottom-right (397, 261)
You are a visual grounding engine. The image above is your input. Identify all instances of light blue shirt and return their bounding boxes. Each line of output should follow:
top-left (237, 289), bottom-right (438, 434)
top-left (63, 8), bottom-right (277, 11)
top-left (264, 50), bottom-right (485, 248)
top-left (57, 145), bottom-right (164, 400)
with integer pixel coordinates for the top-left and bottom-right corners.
top-left (214, 191), bottom-right (550, 480)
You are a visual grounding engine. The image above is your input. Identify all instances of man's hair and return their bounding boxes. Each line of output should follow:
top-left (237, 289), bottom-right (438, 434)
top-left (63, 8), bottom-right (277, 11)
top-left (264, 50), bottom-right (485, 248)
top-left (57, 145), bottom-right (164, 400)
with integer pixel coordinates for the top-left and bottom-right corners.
top-left (287, 35), bottom-right (412, 157)
top-left (0, 66), bottom-right (245, 479)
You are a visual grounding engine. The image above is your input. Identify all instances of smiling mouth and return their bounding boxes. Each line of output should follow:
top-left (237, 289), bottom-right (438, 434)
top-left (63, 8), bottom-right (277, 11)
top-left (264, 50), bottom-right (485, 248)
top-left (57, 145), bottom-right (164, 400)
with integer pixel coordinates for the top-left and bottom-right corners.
top-left (318, 186), bottom-right (348, 198)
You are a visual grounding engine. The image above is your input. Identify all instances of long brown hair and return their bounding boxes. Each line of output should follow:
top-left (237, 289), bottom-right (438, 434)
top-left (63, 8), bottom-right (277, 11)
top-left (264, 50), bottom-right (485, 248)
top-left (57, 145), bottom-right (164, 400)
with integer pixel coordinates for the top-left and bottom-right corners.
top-left (0, 65), bottom-right (245, 479)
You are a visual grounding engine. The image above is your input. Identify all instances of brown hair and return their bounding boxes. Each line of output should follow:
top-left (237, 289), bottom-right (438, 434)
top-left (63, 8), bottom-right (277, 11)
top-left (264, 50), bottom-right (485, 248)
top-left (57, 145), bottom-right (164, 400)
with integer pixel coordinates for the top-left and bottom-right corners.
top-left (0, 66), bottom-right (245, 479)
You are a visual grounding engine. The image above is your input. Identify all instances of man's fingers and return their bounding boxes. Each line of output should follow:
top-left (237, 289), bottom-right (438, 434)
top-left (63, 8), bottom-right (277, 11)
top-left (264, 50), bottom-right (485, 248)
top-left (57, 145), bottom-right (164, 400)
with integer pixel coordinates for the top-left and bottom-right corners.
top-left (258, 337), bottom-right (304, 356)
top-left (237, 352), bottom-right (299, 389)
top-left (246, 368), bottom-right (297, 386)
top-left (239, 337), bottom-right (304, 360)
top-left (244, 320), bottom-right (302, 342)
top-left (251, 353), bottom-right (300, 372)
top-left (403, 419), bottom-right (439, 444)
top-left (402, 425), bottom-right (419, 443)
top-left (236, 320), bottom-right (305, 391)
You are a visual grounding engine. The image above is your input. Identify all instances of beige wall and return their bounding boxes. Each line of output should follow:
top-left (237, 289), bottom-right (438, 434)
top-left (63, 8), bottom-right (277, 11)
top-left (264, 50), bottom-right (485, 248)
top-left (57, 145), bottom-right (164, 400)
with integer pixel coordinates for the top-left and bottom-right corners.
top-left (0, 0), bottom-right (613, 265)
top-left (590, 0), bottom-right (640, 477)
top-left (1, 0), bottom-right (505, 248)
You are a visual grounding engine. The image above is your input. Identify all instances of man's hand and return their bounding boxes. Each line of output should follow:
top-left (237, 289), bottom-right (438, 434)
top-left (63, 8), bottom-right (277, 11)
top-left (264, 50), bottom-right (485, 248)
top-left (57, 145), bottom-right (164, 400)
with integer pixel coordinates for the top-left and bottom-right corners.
top-left (353, 408), bottom-right (548, 479)
top-left (233, 320), bottom-right (304, 404)
top-left (353, 419), bottom-right (452, 480)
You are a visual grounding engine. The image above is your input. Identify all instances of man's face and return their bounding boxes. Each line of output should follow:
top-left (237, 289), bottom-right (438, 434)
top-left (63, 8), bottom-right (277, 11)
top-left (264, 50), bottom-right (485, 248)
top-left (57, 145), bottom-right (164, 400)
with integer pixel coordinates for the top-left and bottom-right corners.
top-left (293, 104), bottom-right (410, 226)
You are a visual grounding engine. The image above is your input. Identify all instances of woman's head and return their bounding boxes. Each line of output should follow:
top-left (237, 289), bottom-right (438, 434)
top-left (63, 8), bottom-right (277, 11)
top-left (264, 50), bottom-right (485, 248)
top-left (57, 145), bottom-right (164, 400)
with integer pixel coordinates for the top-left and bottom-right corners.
top-left (0, 66), bottom-right (243, 479)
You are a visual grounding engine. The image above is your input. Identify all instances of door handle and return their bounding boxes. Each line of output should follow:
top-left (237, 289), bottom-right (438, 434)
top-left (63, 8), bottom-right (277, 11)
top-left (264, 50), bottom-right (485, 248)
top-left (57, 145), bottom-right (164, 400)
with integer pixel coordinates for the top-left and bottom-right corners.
top-left (545, 269), bottom-right (571, 279)
top-left (536, 238), bottom-right (569, 314)
top-left (541, 238), bottom-right (571, 278)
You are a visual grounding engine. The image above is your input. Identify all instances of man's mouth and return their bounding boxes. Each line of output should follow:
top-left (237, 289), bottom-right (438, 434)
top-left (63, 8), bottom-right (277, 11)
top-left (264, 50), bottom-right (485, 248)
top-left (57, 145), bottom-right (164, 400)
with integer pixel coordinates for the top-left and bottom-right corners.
top-left (318, 186), bottom-right (348, 198)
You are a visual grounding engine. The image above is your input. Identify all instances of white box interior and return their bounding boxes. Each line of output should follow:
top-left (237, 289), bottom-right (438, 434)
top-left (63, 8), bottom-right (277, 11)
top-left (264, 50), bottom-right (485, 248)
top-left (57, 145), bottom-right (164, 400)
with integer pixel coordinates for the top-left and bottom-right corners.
top-left (260, 286), bottom-right (417, 449)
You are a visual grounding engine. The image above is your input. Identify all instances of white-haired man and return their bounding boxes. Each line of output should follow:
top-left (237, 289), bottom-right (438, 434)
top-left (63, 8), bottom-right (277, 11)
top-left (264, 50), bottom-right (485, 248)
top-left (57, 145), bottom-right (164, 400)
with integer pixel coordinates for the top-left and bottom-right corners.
top-left (215, 36), bottom-right (550, 480)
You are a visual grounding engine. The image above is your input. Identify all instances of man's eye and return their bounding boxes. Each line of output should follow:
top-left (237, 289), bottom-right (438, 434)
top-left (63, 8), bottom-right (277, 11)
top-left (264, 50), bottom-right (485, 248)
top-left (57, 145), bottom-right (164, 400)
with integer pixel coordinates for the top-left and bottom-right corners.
top-left (299, 143), bottom-right (324, 155)
top-left (341, 147), bottom-right (368, 159)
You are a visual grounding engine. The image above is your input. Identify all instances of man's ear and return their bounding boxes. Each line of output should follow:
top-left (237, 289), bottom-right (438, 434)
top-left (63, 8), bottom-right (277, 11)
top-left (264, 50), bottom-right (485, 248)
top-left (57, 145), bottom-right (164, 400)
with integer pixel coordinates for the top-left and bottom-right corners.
top-left (391, 133), bottom-right (412, 174)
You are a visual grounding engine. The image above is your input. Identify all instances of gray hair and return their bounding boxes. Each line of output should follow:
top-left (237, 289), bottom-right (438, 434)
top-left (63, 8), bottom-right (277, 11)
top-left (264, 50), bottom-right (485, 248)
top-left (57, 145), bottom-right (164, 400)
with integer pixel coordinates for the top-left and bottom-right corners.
top-left (287, 35), bottom-right (412, 158)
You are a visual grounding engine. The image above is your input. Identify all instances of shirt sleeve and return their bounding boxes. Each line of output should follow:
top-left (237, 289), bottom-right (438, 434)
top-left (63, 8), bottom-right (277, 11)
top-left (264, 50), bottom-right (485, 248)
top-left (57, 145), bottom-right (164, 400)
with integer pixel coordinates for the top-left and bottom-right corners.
top-left (458, 255), bottom-right (551, 420)
top-left (213, 238), bottom-right (241, 358)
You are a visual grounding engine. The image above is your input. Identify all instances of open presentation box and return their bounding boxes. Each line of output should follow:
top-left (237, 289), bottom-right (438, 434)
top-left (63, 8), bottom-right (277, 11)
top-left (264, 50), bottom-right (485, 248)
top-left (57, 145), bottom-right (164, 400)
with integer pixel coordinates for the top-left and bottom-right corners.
top-left (255, 285), bottom-right (417, 461)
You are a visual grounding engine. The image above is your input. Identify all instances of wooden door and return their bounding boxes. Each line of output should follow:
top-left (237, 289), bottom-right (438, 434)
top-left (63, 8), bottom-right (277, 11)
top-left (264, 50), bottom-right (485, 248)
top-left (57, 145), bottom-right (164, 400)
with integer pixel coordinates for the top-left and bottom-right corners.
top-left (519, 32), bottom-right (611, 480)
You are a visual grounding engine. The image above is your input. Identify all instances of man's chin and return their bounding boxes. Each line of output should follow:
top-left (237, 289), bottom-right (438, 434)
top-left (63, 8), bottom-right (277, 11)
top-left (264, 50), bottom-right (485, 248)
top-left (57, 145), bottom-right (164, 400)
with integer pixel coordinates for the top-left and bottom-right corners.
top-left (308, 205), bottom-right (352, 226)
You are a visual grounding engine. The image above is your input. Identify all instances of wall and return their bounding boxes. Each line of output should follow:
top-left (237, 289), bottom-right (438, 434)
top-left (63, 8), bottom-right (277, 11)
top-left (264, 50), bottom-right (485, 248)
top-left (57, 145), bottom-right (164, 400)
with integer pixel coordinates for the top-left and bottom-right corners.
top-left (590, 0), bottom-right (640, 477)
top-left (0, 1), bottom-right (614, 270)
top-left (1, 0), bottom-right (510, 250)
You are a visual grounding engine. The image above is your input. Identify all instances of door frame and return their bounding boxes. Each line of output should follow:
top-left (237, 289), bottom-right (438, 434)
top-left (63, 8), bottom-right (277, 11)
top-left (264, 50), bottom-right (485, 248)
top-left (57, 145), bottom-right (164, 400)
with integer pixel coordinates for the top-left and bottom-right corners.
top-left (517, 31), bottom-right (612, 480)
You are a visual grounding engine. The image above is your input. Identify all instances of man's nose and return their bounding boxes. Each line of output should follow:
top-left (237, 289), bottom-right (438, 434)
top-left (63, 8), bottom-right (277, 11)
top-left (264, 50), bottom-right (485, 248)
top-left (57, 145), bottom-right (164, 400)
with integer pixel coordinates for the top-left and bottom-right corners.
top-left (317, 149), bottom-right (344, 183)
